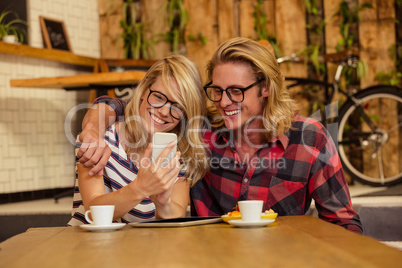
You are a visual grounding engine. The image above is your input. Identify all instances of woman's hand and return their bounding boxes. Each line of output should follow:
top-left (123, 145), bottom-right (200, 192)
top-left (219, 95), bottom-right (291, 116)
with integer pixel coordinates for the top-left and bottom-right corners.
top-left (149, 187), bottom-right (174, 206)
top-left (131, 142), bottom-right (181, 199)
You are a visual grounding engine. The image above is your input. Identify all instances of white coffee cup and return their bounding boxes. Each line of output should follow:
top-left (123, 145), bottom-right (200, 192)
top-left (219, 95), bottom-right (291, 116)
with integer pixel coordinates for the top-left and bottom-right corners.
top-left (84, 205), bottom-right (115, 226)
top-left (238, 200), bottom-right (264, 222)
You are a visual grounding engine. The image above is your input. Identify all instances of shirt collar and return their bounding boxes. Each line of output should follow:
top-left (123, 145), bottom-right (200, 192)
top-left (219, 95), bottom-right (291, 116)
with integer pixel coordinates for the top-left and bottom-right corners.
top-left (267, 132), bottom-right (290, 149)
top-left (214, 128), bottom-right (290, 150)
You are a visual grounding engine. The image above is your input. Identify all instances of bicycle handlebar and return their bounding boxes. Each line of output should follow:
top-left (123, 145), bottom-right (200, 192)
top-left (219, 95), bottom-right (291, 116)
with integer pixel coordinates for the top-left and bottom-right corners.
top-left (276, 54), bottom-right (300, 64)
top-left (277, 51), bottom-right (359, 67)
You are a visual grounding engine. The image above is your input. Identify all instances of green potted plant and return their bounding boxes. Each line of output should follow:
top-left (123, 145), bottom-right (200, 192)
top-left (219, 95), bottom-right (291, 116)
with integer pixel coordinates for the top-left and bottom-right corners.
top-left (0, 9), bottom-right (27, 44)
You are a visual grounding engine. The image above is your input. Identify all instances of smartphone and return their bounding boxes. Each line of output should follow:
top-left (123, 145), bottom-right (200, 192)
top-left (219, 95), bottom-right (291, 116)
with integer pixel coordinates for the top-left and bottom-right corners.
top-left (152, 132), bottom-right (177, 164)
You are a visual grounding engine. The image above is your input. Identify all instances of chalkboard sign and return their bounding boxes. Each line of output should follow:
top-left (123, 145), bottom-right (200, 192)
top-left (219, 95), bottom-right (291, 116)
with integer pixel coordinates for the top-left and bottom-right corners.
top-left (39, 16), bottom-right (71, 51)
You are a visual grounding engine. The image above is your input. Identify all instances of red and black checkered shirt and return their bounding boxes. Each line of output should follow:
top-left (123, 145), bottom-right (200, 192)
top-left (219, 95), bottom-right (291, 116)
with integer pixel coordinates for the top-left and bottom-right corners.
top-left (191, 115), bottom-right (362, 234)
top-left (94, 97), bottom-right (362, 234)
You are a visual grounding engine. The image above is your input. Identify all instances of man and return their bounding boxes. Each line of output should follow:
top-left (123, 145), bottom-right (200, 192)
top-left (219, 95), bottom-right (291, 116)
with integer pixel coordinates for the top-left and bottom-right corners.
top-left (76, 38), bottom-right (362, 233)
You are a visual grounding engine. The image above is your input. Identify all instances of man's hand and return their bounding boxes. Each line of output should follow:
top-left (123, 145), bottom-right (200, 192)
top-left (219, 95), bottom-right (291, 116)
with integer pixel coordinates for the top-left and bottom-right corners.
top-left (77, 103), bottom-right (117, 176)
top-left (77, 127), bottom-right (111, 176)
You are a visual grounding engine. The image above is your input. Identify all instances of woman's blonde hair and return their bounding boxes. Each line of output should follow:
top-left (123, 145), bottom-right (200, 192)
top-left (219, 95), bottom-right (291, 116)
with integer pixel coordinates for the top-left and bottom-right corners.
top-left (206, 37), bottom-right (297, 138)
top-left (124, 55), bottom-right (209, 185)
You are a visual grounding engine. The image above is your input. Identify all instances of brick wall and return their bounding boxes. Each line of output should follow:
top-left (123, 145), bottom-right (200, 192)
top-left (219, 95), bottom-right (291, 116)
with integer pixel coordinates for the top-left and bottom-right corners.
top-left (0, 0), bottom-right (100, 194)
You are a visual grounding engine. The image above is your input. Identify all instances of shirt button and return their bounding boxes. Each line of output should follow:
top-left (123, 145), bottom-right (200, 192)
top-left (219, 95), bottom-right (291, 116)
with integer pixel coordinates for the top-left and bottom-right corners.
top-left (244, 178), bottom-right (248, 183)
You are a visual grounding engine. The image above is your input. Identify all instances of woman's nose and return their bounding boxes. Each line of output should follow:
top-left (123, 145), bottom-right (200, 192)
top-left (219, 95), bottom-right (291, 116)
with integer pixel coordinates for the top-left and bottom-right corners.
top-left (158, 104), bottom-right (171, 117)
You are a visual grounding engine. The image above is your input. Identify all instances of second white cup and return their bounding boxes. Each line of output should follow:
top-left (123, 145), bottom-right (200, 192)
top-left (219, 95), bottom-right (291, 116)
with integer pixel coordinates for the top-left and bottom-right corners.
top-left (238, 200), bottom-right (264, 222)
top-left (84, 205), bottom-right (115, 226)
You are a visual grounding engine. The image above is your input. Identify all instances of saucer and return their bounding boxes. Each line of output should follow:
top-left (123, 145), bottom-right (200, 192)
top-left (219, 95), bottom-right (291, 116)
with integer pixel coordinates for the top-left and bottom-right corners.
top-left (79, 223), bottom-right (126, 232)
top-left (228, 218), bottom-right (275, 228)
top-left (221, 212), bottom-right (278, 222)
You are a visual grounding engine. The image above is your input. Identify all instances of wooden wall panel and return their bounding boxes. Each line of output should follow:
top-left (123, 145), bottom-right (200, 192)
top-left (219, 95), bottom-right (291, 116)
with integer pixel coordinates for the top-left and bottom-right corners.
top-left (323, 0), bottom-right (342, 53)
top-left (217, 0), bottom-right (237, 43)
top-left (377, 0), bottom-right (396, 20)
top-left (239, 0), bottom-right (257, 39)
top-left (359, 0), bottom-right (397, 177)
top-left (359, 0), bottom-right (396, 88)
top-left (274, 0), bottom-right (308, 116)
top-left (276, 0), bottom-right (307, 78)
top-left (99, 0), bottom-right (124, 59)
top-left (238, 0), bottom-right (276, 39)
top-left (184, 0), bottom-right (217, 80)
top-left (323, 0), bottom-right (342, 85)
top-left (275, 0), bottom-right (306, 55)
top-left (141, 0), bottom-right (171, 60)
top-left (98, 0), bottom-right (399, 90)
top-left (263, 0), bottom-right (276, 37)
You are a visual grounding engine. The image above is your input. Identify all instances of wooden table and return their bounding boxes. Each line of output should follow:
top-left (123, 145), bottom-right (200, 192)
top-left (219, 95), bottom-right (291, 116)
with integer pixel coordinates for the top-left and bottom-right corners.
top-left (0, 216), bottom-right (400, 268)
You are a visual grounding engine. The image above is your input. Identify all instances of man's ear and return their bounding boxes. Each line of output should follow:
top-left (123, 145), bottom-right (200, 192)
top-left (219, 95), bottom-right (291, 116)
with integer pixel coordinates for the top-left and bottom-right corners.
top-left (261, 83), bottom-right (269, 97)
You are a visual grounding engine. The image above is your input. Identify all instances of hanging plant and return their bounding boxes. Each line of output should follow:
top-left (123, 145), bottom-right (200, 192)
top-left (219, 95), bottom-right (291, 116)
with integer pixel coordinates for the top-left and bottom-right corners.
top-left (330, 0), bottom-right (373, 88)
top-left (301, 0), bottom-right (327, 76)
top-left (187, 32), bottom-right (207, 45)
top-left (291, 0), bottom-right (328, 116)
top-left (253, 0), bottom-right (281, 57)
top-left (298, 45), bottom-right (326, 76)
top-left (118, 0), bottom-right (154, 59)
top-left (375, 70), bottom-right (402, 86)
top-left (375, 44), bottom-right (402, 86)
top-left (304, 0), bottom-right (318, 15)
top-left (332, 0), bottom-right (373, 51)
top-left (162, 0), bottom-right (188, 54)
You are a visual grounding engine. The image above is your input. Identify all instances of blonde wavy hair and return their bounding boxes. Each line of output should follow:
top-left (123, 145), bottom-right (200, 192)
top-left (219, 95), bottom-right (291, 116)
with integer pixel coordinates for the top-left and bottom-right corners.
top-left (205, 37), bottom-right (298, 138)
top-left (124, 55), bottom-right (209, 185)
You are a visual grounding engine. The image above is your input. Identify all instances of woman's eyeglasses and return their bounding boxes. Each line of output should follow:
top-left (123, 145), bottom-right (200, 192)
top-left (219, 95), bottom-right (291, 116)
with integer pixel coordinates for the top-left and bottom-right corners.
top-left (203, 79), bottom-right (263, 103)
top-left (147, 89), bottom-right (185, 120)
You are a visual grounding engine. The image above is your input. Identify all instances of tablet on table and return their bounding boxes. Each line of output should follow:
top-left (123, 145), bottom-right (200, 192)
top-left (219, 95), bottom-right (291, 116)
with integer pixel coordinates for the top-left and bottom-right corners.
top-left (128, 216), bottom-right (222, 228)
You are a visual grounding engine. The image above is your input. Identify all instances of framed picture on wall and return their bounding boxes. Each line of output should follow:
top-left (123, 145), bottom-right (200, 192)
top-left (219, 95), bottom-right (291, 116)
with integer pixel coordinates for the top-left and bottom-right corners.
top-left (39, 16), bottom-right (72, 52)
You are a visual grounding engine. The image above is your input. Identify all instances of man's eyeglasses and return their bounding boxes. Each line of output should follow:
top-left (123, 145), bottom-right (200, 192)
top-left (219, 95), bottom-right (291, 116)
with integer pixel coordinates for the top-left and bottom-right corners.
top-left (203, 79), bottom-right (263, 103)
top-left (147, 89), bottom-right (185, 120)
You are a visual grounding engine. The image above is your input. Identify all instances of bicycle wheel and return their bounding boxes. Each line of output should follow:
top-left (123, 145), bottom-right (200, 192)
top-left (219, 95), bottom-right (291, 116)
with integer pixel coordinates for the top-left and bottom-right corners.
top-left (338, 86), bottom-right (402, 186)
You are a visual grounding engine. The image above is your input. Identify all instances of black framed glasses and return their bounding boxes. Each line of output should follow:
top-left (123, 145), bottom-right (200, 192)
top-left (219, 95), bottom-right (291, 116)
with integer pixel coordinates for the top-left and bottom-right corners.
top-left (203, 79), bottom-right (263, 103)
top-left (147, 88), bottom-right (185, 120)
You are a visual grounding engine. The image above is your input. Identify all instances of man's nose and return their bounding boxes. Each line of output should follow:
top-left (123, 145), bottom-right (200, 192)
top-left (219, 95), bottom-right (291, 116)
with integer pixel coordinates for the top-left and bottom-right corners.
top-left (220, 91), bottom-right (233, 107)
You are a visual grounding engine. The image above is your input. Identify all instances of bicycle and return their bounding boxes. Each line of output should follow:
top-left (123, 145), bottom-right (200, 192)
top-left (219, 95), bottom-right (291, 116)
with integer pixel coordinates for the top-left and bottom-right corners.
top-left (277, 50), bottom-right (402, 187)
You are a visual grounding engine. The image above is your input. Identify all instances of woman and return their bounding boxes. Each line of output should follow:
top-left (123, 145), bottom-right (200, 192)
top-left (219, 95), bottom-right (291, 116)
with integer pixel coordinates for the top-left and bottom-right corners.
top-left (68, 55), bottom-right (209, 225)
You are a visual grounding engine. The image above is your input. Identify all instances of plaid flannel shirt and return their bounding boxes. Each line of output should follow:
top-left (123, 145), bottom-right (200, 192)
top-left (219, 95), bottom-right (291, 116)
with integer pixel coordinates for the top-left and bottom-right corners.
top-left (191, 114), bottom-right (362, 234)
top-left (94, 97), bottom-right (362, 234)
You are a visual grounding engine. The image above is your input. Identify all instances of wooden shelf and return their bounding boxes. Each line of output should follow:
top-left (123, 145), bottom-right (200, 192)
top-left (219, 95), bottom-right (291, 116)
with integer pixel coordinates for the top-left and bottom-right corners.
top-left (2, 41), bottom-right (157, 91)
top-left (0, 41), bottom-right (97, 67)
top-left (104, 58), bottom-right (157, 68)
top-left (10, 70), bottom-right (147, 90)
